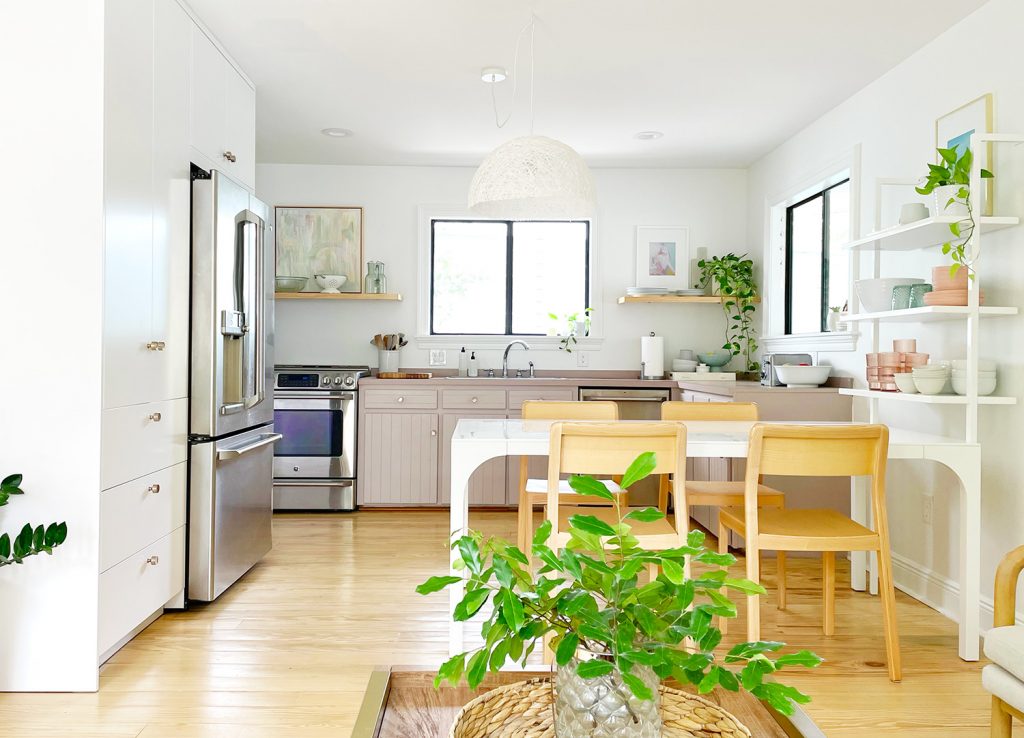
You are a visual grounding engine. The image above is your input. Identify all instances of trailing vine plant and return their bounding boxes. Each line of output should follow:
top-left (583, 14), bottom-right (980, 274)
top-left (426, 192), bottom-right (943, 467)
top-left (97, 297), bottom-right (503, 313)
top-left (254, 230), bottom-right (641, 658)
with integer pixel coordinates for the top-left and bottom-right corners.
top-left (0, 473), bottom-right (68, 567)
top-left (915, 146), bottom-right (994, 280)
top-left (695, 253), bottom-right (758, 372)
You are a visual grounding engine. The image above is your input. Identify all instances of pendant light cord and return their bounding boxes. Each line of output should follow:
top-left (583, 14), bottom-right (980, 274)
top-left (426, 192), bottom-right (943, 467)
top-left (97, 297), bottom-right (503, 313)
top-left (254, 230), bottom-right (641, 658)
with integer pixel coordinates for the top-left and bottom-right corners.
top-left (491, 14), bottom-right (537, 131)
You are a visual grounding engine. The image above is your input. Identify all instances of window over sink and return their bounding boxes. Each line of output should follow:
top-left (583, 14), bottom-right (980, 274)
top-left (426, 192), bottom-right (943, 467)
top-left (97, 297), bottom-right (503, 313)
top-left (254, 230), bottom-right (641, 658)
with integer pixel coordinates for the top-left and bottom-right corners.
top-left (429, 219), bottom-right (590, 336)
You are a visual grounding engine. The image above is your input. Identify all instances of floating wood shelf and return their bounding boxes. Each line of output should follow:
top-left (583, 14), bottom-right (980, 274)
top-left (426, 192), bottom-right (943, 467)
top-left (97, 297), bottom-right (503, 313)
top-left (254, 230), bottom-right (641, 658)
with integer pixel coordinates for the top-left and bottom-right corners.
top-left (275, 292), bottom-right (403, 301)
top-left (617, 295), bottom-right (761, 304)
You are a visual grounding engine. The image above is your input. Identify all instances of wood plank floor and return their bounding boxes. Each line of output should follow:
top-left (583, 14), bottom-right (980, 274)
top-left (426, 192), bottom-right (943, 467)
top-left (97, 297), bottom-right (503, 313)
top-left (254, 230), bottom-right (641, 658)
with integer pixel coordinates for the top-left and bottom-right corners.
top-left (0, 510), bottom-right (1014, 736)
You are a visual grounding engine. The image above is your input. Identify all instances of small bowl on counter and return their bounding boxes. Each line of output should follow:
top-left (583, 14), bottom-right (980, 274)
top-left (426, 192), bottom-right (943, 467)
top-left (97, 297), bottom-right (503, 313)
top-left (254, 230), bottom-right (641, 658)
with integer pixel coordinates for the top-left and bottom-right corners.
top-left (773, 364), bottom-right (831, 388)
top-left (672, 359), bottom-right (699, 372)
top-left (696, 350), bottom-right (732, 372)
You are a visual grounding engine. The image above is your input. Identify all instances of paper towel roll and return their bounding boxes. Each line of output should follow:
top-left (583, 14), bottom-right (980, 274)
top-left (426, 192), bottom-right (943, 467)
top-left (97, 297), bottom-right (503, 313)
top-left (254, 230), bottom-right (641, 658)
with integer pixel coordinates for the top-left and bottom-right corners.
top-left (641, 334), bottom-right (665, 378)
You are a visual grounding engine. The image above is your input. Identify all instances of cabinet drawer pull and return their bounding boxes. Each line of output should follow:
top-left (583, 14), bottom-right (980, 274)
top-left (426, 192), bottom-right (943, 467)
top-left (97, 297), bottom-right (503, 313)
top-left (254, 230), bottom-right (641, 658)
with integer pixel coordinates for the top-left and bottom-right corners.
top-left (396, 396), bottom-right (404, 403)
top-left (430, 429), bottom-right (437, 437)
top-left (222, 150), bottom-right (237, 163)
top-left (147, 483), bottom-right (161, 494)
top-left (146, 555), bottom-right (159, 566)
top-left (146, 341), bottom-right (166, 351)
top-left (471, 397), bottom-right (478, 403)
top-left (148, 412), bottom-right (162, 422)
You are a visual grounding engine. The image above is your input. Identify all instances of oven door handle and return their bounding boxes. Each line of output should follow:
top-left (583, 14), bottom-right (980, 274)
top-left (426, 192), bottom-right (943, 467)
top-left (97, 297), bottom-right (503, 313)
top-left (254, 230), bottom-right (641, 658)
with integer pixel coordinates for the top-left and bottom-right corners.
top-left (272, 480), bottom-right (354, 488)
top-left (218, 433), bottom-right (283, 460)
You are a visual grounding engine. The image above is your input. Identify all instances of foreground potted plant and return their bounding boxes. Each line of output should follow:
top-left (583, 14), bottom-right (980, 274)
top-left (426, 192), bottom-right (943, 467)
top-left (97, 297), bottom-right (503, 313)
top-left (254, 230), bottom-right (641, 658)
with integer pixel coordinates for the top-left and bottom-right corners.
top-left (694, 253), bottom-right (759, 375)
top-left (1, 473), bottom-right (68, 567)
top-left (417, 454), bottom-right (820, 735)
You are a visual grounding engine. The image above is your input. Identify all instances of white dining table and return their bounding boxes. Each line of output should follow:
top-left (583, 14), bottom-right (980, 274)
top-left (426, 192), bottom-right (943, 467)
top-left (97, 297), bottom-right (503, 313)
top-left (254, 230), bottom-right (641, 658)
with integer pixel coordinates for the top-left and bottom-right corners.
top-left (448, 418), bottom-right (982, 660)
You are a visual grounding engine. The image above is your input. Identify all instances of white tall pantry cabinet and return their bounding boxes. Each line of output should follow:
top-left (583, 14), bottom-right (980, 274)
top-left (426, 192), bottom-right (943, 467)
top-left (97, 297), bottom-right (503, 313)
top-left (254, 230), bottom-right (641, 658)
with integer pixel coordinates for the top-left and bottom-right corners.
top-left (97, 0), bottom-right (256, 660)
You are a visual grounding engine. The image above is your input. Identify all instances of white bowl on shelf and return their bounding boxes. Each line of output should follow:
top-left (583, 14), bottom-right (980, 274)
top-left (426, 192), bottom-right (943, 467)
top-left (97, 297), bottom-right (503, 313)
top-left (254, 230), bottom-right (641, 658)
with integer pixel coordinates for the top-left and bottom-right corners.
top-left (773, 364), bottom-right (831, 388)
top-left (913, 375), bottom-right (949, 395)
top-left (952, 375), bottom-right (998, 396)
top-left (893, 373), bottom-right (918, 394)
top-left (950, 360), bottom-right (998, 372)
top-left (314, 274), bottom-right (348, 293)
top-left (855, 277), bottom-right (925, 313)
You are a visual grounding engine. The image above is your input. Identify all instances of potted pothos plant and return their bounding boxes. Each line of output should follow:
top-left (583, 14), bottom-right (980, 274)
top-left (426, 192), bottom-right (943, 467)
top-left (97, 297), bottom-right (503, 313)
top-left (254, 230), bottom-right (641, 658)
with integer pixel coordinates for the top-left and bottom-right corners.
top-left (0, 473), bottom-right (68, 567)
top-left (548, 308), bottom-right (593, 353)
top-left (915, 145), bottom-right (994, 279)
top-left (694, 253), bottom-right (759, 375)
top-left (417, 453), bottom-right (820, 735)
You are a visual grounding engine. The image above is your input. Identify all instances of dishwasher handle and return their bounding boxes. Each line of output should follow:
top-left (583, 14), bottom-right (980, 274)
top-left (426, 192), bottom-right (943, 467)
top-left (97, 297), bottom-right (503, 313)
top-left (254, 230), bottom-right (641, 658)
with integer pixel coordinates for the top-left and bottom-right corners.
top-left (581, 395), bottom-right (667, 402)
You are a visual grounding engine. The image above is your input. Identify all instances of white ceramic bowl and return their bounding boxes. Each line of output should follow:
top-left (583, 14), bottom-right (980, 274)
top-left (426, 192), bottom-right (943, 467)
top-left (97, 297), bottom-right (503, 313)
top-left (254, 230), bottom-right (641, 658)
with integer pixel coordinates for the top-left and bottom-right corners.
top-left (950, 360), bottom-right (997, 372)
top-left (773, 364), bottom-right (831, 388)
top-left (913, 376), bottom-right (948, 395)
top-left (912, 365), bottom-right (950, 376)
top-left (314, 274), bottom-right (348, 293)
top-left (672, 359), bottom-right (698, 371)
top-left (855, 277), bottom-right (925, 313)
top-left (893, 373), bottom-right (918, 394)
top-left (952, 376), bottom-right (998, 396)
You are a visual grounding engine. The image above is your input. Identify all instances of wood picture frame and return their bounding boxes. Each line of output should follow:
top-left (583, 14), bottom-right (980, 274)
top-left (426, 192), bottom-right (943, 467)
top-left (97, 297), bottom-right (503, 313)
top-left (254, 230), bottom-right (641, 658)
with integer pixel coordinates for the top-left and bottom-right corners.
top-left (274, 206), bottom-right (364, 293)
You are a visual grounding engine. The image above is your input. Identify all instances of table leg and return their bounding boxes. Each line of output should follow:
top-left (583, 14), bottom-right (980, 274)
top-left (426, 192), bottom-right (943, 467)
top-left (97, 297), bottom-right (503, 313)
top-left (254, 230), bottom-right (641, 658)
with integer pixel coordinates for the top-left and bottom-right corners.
top-left (448, 451), bottom-right (475, 656)
top-left (945, 447), bottom-right (982, 661)
top-left (850, 476), bottom-right (870, 592)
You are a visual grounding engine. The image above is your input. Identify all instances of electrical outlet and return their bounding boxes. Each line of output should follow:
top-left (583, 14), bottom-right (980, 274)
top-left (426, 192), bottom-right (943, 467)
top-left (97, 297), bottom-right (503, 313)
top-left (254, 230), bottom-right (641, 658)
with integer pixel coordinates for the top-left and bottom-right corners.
top-left (922, 494), bottom-right (934, 525)
top-left (576, 351), bottom-right (590, 368)
top-left (429, 349), bottom-right (447, 367)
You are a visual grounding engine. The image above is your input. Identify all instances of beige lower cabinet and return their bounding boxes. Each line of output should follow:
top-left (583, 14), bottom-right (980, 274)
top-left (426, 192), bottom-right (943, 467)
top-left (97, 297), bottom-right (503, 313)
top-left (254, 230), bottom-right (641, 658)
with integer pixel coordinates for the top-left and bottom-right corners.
top-left (360, 412), bottom-right (439, 505)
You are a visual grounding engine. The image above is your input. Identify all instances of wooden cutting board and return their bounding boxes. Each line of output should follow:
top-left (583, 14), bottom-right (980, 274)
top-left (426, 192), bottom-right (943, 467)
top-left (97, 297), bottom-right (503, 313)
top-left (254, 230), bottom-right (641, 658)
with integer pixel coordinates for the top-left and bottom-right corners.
top-left (377, 372), bottom-right (433, 379)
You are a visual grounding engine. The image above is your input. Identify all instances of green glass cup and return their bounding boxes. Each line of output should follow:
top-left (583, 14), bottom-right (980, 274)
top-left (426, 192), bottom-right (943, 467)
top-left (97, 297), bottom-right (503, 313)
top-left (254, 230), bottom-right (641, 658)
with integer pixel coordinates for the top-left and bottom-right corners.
top-left (910, 283), bottom-right (933, 308)
top-left (891, 284), bottom-right (914, 311)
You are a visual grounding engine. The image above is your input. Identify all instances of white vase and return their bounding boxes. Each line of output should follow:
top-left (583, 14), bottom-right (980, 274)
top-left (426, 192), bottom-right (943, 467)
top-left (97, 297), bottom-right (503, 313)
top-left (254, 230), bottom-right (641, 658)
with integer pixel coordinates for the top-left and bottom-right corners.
top-left (827, 312), bottom-right (840, 332)
top-left (934, 184), bottom-right (969, 217)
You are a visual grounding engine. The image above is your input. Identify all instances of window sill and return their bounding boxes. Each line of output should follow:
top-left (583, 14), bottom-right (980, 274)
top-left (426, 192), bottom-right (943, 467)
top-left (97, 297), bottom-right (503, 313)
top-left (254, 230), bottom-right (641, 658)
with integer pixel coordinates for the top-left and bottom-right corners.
top-left (415, 335), bottom-right (605, 351)
top-left (760, 331), bottom-right (860, 353)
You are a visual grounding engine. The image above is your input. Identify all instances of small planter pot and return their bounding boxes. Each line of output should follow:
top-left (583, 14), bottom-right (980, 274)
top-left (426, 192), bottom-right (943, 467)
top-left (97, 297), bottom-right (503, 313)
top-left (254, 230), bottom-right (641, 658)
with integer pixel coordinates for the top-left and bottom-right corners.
top-left (554, 653), bottom-right (661, 738)
top-left (933, 184), bottom-right (969, 217)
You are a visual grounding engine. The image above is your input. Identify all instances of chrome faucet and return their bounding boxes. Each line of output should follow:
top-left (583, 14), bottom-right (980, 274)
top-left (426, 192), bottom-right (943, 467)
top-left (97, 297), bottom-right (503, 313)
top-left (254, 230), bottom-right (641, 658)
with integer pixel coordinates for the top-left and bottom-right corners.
top-left (502, 340), bottom-right (530, 378)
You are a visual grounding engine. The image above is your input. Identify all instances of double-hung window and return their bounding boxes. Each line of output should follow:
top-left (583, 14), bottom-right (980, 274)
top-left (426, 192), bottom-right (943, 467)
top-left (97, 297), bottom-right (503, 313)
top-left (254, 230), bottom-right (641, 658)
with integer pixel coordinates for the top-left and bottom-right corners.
top-left (784, 179), bottom-right (850, 334)
top-left (430, 219), bottom-right (590, 336)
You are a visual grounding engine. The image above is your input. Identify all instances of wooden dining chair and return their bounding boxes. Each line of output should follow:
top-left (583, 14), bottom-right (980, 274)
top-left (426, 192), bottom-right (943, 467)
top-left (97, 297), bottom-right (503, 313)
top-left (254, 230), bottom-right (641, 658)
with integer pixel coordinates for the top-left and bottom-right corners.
top-left (717, 424), bottom-right (901, 682)
top-left (659, 402), bottom-right (789, 606)
top-left (517, 401), bottom-right (619, 560)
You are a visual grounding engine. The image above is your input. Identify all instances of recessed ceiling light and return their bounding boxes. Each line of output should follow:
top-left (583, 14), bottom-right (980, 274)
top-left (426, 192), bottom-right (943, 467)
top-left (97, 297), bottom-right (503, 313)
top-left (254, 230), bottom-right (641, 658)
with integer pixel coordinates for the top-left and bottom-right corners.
top-left (480, 66), bottom-right (507, 84)
top-left (634, 131), bottom-right (663, 140)
top-left (320, 127), bottom-right (353, 138)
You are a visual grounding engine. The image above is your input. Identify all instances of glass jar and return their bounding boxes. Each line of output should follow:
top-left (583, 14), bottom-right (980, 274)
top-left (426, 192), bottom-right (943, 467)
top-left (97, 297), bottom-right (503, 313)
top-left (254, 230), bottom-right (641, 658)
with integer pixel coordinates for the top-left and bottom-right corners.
top-left (363, 261), bottom-right (387, 294)
top-left (554, 655), bottom-right (661, 738)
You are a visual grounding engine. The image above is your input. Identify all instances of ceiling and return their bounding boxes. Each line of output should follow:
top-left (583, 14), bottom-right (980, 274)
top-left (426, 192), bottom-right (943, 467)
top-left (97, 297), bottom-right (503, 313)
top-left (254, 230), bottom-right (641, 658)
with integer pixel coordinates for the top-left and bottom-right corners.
top-left (187, 0), bottom-right (989, 168)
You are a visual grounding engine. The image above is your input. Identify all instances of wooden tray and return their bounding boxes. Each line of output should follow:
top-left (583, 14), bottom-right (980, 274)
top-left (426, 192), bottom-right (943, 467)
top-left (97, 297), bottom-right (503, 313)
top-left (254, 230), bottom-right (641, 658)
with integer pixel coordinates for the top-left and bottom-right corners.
top-left (352, 667), bottom-right (822, 738)
top-left (377, 372), bottom-right (433, 379)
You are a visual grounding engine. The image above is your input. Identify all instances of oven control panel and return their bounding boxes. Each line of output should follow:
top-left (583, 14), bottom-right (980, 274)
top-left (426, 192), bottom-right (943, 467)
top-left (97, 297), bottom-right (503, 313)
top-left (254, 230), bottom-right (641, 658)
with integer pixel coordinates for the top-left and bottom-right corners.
top-left (274, 365), bottom-right (370, 391)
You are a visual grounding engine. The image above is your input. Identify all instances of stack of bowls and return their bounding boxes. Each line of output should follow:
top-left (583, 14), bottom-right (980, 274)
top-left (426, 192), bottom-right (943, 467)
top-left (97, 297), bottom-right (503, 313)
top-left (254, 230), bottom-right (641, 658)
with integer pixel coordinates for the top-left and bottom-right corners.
top-left (672, 359), bottom-right (698, 373)
top-left (950, 360), bottom-right (998, 396)
top-left (912, 363), bottom-right (950, 395)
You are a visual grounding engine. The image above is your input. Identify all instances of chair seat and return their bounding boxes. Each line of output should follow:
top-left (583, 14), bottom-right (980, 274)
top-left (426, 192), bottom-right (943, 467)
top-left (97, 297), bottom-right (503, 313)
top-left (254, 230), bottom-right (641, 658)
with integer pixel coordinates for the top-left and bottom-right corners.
top-left (685, 481), bottom-right (785, 507)
top-left (718, 507), bottom-right (879, 552)
top-left (984, 664), bottom-right (1024, 713)
top-left (986, 626), bottom-right (1024, 683)
top-left (525, 478), bottom-right (623, 496)
top-left (557, 505), bottom-right (678, 540)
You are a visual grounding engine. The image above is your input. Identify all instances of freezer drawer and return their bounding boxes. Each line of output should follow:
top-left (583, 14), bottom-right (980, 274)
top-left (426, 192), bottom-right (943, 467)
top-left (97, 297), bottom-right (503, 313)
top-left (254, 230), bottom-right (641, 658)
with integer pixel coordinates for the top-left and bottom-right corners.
top-left (188, 423), bottom-right (280, 601)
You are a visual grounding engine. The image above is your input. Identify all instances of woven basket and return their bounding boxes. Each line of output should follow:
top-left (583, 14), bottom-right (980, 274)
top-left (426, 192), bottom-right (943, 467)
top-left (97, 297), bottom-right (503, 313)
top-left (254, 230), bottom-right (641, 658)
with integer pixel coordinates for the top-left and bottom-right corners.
top-left (449, 677), bottom-right (751, 738)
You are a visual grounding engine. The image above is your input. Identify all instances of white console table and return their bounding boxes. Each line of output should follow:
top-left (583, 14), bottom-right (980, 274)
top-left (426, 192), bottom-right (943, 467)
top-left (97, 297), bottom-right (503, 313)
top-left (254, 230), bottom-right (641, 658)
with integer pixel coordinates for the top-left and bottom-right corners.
top-left (448, 419), bottom-right (982, 660)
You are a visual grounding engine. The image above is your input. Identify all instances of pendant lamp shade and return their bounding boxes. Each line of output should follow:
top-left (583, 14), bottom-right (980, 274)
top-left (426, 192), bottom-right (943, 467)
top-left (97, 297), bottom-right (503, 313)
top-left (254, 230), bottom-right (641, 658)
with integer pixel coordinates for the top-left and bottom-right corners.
top-left (468, 135), bottom-right (597, 219)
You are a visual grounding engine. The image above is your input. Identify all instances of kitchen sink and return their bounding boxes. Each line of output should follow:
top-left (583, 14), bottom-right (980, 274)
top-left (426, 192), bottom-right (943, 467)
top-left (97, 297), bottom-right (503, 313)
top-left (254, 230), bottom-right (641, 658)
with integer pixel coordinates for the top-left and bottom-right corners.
top-left (441, 375), bottom-right (570, 380)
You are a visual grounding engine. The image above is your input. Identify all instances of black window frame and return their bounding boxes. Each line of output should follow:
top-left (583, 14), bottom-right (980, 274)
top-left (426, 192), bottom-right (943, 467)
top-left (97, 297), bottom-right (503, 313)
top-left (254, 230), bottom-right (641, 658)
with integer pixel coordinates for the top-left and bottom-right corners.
top-left (429, 218), bottom-right (591, 336)
top-left (784, 179), bottom-right (849, 334)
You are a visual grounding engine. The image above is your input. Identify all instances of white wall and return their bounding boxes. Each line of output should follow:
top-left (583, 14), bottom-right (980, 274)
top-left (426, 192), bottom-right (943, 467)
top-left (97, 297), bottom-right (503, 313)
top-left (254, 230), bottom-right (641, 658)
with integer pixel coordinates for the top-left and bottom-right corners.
top-left (747, 0), bottom-right (1024, 624)
top-left (0, 0), bottom-right (104, 689)
top-left (257, 164), bottom-right (749, 372)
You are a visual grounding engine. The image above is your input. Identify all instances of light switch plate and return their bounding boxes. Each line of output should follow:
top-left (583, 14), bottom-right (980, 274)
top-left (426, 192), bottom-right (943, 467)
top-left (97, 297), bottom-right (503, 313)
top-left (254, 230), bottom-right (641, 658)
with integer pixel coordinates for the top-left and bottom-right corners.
top-left (576, 352), bottom-right (590, 368)
top-left (429, 349), bottom-right (447, 367)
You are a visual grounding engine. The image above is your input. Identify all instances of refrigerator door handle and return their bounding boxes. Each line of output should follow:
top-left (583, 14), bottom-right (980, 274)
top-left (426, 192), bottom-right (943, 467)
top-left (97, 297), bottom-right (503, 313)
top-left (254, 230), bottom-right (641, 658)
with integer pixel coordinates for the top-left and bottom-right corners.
top-left (235, 209), bottom-right (266, 412)
top-left (217, 432), bottom-right (283, 460)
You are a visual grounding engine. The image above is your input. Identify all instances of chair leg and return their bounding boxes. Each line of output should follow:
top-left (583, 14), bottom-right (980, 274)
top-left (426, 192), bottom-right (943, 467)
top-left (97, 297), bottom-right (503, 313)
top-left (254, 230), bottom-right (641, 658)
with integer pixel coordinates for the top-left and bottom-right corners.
top-left (991, 696), bottom-right (1013, 738)
top-left (776, 551), bottom-right (787, 610)
top-left (517, 490), bottom-right (532, 566)
top-left (876, 544), bottom-right (903, 682)
top-left (718, 520), bottom-right (730, 635)
top-left (822, 552), bottom-right (835, 636)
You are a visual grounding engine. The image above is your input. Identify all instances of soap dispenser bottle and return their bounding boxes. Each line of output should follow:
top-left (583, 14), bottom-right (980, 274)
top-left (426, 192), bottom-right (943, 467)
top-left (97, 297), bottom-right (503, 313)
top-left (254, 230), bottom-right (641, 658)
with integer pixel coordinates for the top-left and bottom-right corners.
top-left (458, 347), bottom-right (468, 377)
top-left (467, 351), bottom-right (479, 377)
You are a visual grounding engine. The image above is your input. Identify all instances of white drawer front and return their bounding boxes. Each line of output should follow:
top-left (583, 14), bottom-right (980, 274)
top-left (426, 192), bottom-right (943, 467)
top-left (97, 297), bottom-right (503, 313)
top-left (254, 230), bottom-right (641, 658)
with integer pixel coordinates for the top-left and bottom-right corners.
top-left (363, 389), bottom-right (437, 410)
top-left (507, 388), bottom-right (575, 411)
top-left (100, 463), bottom-right (186, 572)
top-left (101, 398), bottom-right (187, 489)
top-left (442, 389), bottom-right (507, 410)
top-left (98, 526), bottom-right (184, 655)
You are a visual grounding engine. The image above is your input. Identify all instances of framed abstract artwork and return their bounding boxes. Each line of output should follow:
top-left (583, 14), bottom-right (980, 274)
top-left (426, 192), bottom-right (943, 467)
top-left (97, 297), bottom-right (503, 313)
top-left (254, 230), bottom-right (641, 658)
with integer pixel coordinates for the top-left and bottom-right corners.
top-left (635, 226), bottom-right (689, 289)
top-left (274, 206), bottom-right (364, 293)
top-left (936, 93), bottom-right (994, 216)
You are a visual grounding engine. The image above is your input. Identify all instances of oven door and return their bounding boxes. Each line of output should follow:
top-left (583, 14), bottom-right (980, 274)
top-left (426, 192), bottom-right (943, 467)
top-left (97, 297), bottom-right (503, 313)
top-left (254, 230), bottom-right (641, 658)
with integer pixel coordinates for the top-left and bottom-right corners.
top-left (273, 392), bottom-right (355, 479)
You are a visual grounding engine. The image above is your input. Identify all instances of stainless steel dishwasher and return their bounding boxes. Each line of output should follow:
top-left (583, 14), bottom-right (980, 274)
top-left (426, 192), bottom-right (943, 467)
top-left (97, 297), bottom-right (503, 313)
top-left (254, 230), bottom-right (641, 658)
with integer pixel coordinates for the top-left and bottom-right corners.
top-left (578, 387), bottom-right (672, 505)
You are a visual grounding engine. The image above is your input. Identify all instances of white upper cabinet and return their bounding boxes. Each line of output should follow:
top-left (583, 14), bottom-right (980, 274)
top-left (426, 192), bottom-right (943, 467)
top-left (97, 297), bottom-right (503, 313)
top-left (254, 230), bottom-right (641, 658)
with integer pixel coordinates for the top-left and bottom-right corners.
top-left (189, 25), bottom-right (256, 190)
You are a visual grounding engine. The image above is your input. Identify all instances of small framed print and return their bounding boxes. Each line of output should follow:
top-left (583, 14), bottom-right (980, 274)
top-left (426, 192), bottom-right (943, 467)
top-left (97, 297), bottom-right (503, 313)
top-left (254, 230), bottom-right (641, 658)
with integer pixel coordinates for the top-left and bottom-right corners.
top-left (635, 226), bottom-right (689, 289)
top-left (936, 93), bottom-right (994, 216)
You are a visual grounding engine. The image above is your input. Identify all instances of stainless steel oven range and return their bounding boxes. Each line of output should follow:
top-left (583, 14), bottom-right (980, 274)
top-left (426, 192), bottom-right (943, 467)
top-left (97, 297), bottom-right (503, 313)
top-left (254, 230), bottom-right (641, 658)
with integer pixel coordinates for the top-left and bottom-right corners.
top-left (272, 364), bottom-right (370, 511)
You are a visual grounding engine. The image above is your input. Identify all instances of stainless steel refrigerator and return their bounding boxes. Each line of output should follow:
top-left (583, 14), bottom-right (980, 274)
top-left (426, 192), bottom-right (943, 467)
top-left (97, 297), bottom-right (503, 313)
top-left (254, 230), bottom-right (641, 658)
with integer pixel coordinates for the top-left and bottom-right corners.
top-left (188, 168), bottom-right (279, 602)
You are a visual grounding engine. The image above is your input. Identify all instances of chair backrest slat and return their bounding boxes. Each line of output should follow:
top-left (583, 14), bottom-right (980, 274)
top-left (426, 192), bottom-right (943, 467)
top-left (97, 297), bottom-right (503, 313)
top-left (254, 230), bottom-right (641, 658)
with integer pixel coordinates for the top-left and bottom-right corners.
top-left (749, 424), bottom-right (886, 478)
top-left (661, 401), bottom-right (759, 422)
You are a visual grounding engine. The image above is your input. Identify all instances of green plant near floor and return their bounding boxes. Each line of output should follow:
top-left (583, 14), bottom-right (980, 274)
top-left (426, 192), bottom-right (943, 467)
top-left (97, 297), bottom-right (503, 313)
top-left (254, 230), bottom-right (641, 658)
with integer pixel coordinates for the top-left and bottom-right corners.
top-left (0, 473), bottom-right (68, 567)
top-left (416, 452), bottom-right (822, 715)
top-left (694, 253), bottom-right (758, 372)
top-left (915, 146), bottom-right (994, 279)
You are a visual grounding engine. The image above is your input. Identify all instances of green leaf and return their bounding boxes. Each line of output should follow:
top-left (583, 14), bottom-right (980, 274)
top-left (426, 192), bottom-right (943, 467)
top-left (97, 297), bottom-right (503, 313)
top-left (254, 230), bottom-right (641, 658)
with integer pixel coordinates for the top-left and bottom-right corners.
top-left (434, 652), bottom-right (466, 687)
top-left (775, 650), bottom-right (824, 668)
top-left (696, 550), bottom-right (735, 567)
top-left (568, 475), bottom-right (615, 501)
top-left (950, 221), bottom-right (961, 237)
top-left (533, 545), bottom-right (564, 573)
top-left (0, 473), bottom-right (24, 491)
top-left (697, 665), bottom-right (721, 694)
top-left (457, 536), bottom-right (482, 575)
top-left (0, 533), bottom-right (9, 559)
top-left (620, 452), bottom-right (658, 490)
top-left (576, 659), bottom-right (614, 679)
top-left (555, 633), bottom-right (579, 666)
top-left (981, 168), bottom-right (994, 178)
top-left (489, 639), bottom-right (511, 670)
top-left (687, 529), bottom-right (706, 548)
top-left (568, 514), bottom-right (617, 538)
top-left (660, 558), bottom-right (685, 585)
top-left (633, 604), bottom-right (661, 637)
top-left (560, 547), bottom-right (584, 579)
top-left (724, 577), bottom-right (767, 595)
top-left (718, 667), bottom-right (740, 692)
top-left (54, 522), bottom-right (67, 545)
top-left (938, 147), bottom-right (958, 164)
top-left (623, 507), bottom-right (665, 523)
top-left (453, 588), bottom-right (490, 621)
top-left (500, 589), bottom-right (525, 632)
top-left (533, 519), bottom-right (552, 546)
top-left (621, 671), bottom-right (654, 700)
top-left (492, 557), bottom-right (514, 588)
top-left (466, 648), bottom-right (489, 689)
top-left (416, 575), bottom-right (462, 595)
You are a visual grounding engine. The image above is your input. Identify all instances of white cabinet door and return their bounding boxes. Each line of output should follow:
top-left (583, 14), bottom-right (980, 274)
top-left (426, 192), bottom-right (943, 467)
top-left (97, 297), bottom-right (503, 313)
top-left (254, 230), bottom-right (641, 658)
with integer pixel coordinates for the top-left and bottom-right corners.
top-left (100, 462), bottom-right (186, 572)
top-left (101, 399), bottom-right (188, 490)
top-left (224, 68), bottom-right (256, 190)
top-left (188, 25), bottom-right (226, 172)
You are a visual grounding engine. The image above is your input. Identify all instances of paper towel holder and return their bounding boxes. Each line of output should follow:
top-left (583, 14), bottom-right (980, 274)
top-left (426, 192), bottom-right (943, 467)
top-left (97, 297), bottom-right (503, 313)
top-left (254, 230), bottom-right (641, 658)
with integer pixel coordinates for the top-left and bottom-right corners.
top-left (640, 331), bottom-right (665, 380)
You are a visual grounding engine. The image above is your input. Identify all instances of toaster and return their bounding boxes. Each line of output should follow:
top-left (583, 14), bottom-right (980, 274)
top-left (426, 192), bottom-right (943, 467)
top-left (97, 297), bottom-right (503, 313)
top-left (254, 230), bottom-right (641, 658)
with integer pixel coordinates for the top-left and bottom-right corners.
top-left (761, 353), bottom-right (813, 386)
